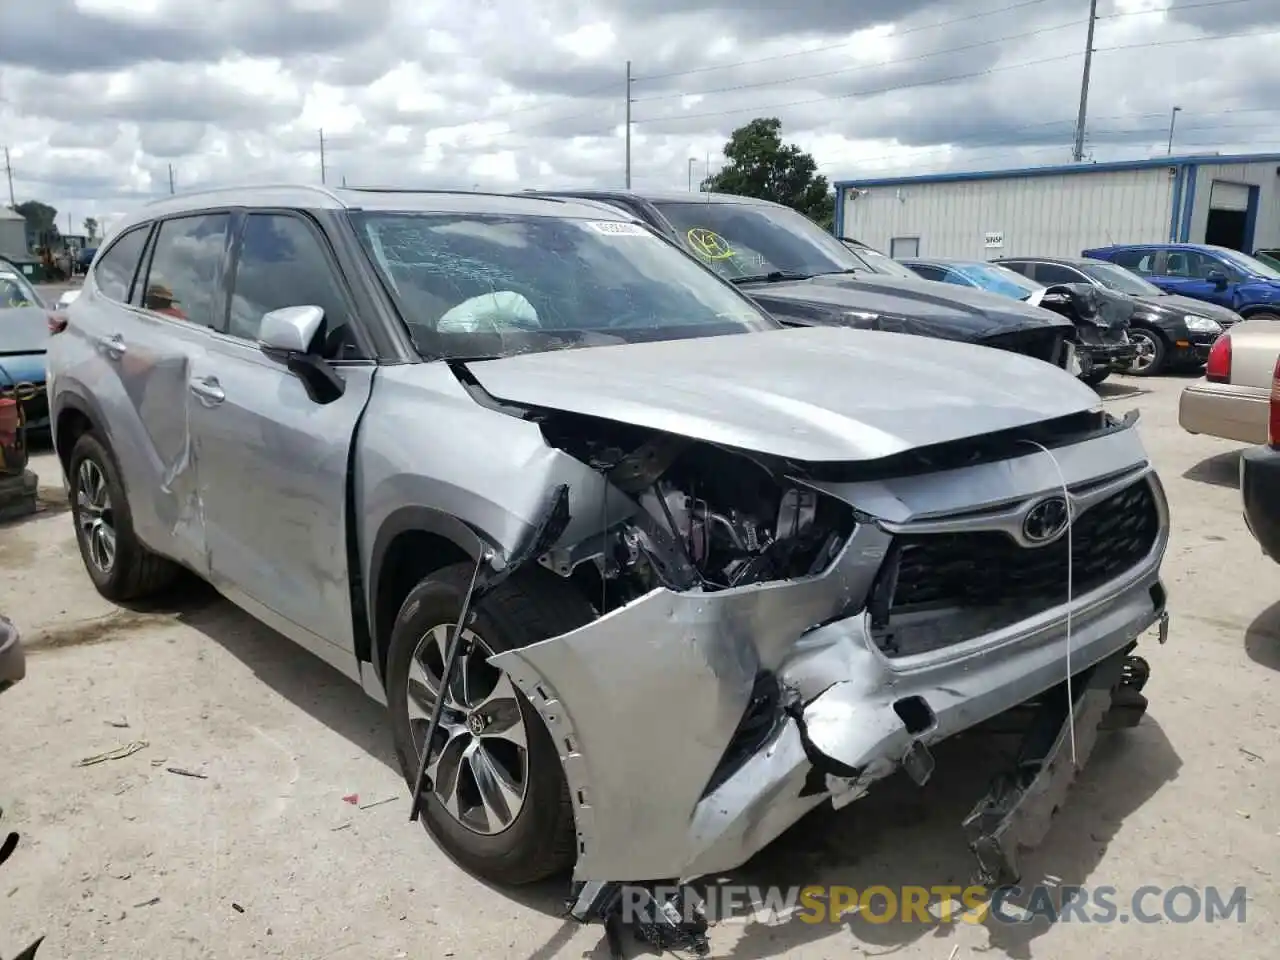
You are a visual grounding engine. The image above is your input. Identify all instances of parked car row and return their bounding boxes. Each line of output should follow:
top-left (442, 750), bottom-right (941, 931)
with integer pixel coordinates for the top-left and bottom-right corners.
top-left (44, 183), bottom-right (1169, 907)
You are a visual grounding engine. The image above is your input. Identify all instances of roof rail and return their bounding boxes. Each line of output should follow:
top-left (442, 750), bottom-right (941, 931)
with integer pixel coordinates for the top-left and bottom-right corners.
top-left (341, 186), bottom-right (566, 202)
top-left (143, 182), bottom-right (348, 208)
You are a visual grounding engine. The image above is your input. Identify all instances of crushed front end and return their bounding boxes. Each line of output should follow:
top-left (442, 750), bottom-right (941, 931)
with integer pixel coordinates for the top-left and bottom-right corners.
top-left (485, 402), bottom-right (1169, 897)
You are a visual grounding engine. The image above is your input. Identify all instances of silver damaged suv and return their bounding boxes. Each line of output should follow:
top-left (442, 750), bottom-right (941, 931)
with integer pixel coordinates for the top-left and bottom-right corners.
top-left (48, 185), bottom-right (1169, 896)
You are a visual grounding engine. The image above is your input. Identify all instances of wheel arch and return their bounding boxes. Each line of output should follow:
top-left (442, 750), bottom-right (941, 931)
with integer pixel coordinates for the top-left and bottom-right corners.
top-left (367, 506), bottom-right (492, 684)
top-left (53, 390), bottom-right (110, 478)
top-left (1238, 304), bottom-right (1280, 320)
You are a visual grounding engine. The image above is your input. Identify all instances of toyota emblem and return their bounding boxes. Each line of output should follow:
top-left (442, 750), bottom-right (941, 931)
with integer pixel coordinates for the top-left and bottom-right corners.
top-left (1022, 496), bottom-right (1071, 545)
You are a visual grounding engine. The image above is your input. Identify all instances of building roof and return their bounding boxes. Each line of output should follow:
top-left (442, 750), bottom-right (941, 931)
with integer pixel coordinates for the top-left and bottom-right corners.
top-left (833, 151), bottom-right (1280, 190)
top-left (0, 206), bottom-right (25, 222)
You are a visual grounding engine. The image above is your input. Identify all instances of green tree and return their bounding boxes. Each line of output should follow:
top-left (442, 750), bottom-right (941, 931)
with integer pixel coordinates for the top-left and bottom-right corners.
top-left (83, 217), bottom-right (99, 241)
top-left (702, 117), bottom-right (835, 230)
top-left (14, 200), bottom-right (57, 236)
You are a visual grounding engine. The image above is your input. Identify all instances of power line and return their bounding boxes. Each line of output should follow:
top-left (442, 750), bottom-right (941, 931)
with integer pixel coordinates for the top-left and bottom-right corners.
top-left (631, 17), bottom-right (1089, 104)
top-left (632, 0), bottom-right (1056, 83)
top-left (1098, 0), bottom-right (1257, 19)
top-left (630, 27), bottom-right (1280, 128)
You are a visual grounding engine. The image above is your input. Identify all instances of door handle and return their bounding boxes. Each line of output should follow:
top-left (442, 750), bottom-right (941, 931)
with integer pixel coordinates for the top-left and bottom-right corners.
top-left (190, 377), bottom-right (225, 405)
top-left (96, 334), bottom-right (126, 359)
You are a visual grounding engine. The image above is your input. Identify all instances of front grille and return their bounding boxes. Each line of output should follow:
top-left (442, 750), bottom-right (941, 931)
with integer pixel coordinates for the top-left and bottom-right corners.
top-left (981, 329), bottom-right (1065, 365)
top-left (878, 478), bottom-right (1160, 651)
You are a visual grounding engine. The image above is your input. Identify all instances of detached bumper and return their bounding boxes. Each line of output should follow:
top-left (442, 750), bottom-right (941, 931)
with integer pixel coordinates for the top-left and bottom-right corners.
top-left (1079, 338), bottom-right (1139, 372)
top-left (493, 520), bottom-right (1168, 885)
top-left (1242, 445), bottom-right (1280, 561)
top-left (0, 616), bottom-right (25, 694)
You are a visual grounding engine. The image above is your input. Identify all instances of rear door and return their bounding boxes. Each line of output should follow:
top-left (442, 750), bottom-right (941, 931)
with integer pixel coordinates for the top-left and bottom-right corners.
top-left (185, 209), bottom-right (375, 677)
top-left (69, 215), bottom-right (230, 570)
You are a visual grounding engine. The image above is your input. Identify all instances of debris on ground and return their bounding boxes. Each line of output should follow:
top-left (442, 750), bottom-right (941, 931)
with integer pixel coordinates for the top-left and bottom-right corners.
top-left (75, 741), bottom-right (148, 767)
top-left (342, 793), bottom-right (359, 805)
top-left (358, 796), bottom-right (397, 811)
top-left (232, 903), bottom-right (245, 914)
top-left (104, 719), bottom-right (130, 729)
top-left (165, 767), bottom-right (207, 779)
top-left (133, 897), bottom-right (160, 908)
top-left (1239, 747), bottom-right (1264, 762)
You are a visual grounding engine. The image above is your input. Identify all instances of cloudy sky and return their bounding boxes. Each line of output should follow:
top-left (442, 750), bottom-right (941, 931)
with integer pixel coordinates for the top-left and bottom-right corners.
top-left (1, 0), bottom-right (1277, 231)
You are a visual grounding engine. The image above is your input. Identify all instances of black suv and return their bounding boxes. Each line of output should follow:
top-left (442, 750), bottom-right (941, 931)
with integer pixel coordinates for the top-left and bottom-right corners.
top-left (527, 189), bottom-right (1077, 372)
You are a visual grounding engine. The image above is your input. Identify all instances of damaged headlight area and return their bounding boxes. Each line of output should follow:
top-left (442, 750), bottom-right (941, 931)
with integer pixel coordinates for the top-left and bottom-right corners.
top-left (534, 410), bottom-right (858, 606)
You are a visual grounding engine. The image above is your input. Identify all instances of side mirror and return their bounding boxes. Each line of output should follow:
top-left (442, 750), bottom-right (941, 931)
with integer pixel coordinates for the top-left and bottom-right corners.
top-left (258, 305), bottom-right (325, 355)
top-left (1206, 269), bottom-right (1229, 289)
top-left (56, 290), bottom-right (80, 308)
top-left (257, 305), bottom-right (344, 405)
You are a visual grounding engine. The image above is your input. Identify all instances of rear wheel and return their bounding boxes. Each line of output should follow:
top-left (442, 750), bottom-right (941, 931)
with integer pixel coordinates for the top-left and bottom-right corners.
top-left (1126, 327), bottom-right (1167, 376)
top-left (386, 562), bottom-right (595, 885)
top-left (1244, 311), bottom-right (1280, 323)
top-left (68, 432), bottom-right (179, 601)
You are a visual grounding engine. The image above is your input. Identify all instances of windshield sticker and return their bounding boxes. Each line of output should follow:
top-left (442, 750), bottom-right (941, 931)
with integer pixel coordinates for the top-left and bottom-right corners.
top-left (584, 220), bottom-right (651, 237)
top-left (686, 228), bottom-right (735, 260)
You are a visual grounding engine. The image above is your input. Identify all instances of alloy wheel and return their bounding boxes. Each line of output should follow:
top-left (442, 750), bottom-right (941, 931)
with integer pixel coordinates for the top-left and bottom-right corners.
top-left (1128, 330), bottom-right (1158, 374)
top-left (406, 624), bottom-right (529, 835)
top-left (76, 459), bottom-right (117, 575)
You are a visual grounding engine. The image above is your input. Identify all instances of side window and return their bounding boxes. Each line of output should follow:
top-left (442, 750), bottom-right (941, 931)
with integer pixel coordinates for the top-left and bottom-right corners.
top-left (228, 213), bottom-right (355, 357)
top-left (142, 214), bottom-right (229, 327)
top-left (93, 225), bottom-right (151, 303)
top-left (1165, 250), bottom-right (1216, 279)
top-left (1109, 249), bottom-right (1149, 273)
top-left (998, 261), bottom-right (1031, 278)
top-left (1036, 264), bottom-right (1088, 285)
top-left (941, 269), bottom-right (973, 287)
top-left (909, 263), bottom-right (945, 281)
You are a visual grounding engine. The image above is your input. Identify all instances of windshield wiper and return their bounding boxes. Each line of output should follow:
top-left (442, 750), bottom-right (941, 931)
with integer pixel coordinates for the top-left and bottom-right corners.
top-left (729, 271), bottom-right (813, 284)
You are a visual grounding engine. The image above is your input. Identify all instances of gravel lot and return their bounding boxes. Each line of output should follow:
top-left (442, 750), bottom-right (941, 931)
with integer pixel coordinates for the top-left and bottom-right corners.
top-left (2, 371), bottom-right (1279, 959)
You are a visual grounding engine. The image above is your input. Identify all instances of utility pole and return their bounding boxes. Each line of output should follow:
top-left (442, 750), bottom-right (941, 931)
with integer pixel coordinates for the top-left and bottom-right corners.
top-left (1071, 0), bottom-right (1098, 163)
top-left (168, 163), bottom-right (175, 194)
top-left (1166, 106), bottom-right (1182, 155)
top-left (624, 61), bottom-right (632, 189)
top-left (3, 147), bottom-right (14, 207)
top-left (319, 129), bottom-right (327, 185)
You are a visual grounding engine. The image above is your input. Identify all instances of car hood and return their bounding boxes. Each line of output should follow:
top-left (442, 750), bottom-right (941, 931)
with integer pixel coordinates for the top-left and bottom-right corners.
top-left (744, 273), bottom-right (1072, 340)
top-left (463, 326), bottom-right (1101, 463)
top-left (0, 306), bottom-right (50, 356)
top-left (1131, 293), bottom-right (1240, 324)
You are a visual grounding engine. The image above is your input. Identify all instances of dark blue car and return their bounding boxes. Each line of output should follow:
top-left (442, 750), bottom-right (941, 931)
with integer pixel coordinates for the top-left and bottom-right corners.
top-left (1082, 243), bottom-right (1280, 321)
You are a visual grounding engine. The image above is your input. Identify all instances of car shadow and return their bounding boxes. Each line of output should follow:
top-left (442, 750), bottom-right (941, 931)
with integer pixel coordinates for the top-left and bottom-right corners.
top-left (1245, 600), bottom-right (1280, 671)
top-left (161, 582), bottom-right (573, 917)
top-left (672, 716), bottom-right (1180, 960)
top-left (1182, 449), bottom-right (1242, 488)
top-left (162, 587), bottom-right (1181, 953)
top-left (1093, 380), bottom-right (1149, 400)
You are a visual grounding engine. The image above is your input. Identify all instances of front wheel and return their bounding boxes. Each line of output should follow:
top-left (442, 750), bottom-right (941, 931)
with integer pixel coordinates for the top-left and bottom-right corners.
top-left (1244, 311), bottom-right (1280, 323)
top-left (1126, 327), bottom-right (1167, 376)
top-left (1082, 367), bottom-right (1111, 387)
top-left (386, 562), bottom-right (595, 885)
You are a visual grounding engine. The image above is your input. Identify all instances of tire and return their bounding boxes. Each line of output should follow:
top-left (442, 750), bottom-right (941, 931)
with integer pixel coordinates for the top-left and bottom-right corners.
top-left (386, 561), bottom-right (595, 885)
top-left (1126, 327), bottom-right (1167, 376)
top-left (1244, 311), bottom-right (1280, 323)
top-left (68, 432), bottom-right (179, 601)
top-left (1082, 367), bottom-right (1111, 387)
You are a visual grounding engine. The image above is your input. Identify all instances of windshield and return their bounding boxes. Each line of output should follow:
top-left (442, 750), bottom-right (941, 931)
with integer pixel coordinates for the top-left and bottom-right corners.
top-left (0, 268), bottom-right (42, 309)
top-left (1077, 260), bottom-right (1165, 296)
top-left (650, 199), bottom-right (864, 282)
top-left (947, 263), bottom-right (1043, 300)
top-left (1216, 248), bottom-right (1280, 280)
top-left (841, 240), bottom-right (918, 279)
top-left (351, 212), bottom-right (778, 360)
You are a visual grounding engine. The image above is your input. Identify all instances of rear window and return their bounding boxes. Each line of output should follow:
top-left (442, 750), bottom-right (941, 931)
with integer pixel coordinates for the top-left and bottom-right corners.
top-left (94, 225), bottom-right (151, 303)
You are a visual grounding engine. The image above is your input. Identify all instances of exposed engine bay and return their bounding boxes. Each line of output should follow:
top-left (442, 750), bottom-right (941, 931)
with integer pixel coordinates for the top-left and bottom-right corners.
top-left (535, 411), bottom-right (856, 609)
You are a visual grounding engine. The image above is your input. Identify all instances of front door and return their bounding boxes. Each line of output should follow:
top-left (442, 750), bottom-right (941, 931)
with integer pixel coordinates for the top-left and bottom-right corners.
top-left (186, 210), bottom-right (374, 677)
top-left (1153, 249), bottom-right (1237, 308)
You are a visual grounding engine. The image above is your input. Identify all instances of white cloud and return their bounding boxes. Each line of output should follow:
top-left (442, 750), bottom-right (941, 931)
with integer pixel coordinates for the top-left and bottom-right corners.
top-left (0, 0), bottom-right (1275, 227)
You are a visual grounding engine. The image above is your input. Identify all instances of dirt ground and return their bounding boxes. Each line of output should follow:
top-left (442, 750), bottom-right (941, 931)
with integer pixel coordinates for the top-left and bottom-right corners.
top-left (2, 372), bottom-right (1279, 960)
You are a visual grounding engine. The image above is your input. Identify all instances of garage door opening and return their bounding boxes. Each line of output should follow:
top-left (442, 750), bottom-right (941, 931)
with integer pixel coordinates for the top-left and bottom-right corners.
top-left (1204, 180), bottom-right (1258, 252)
